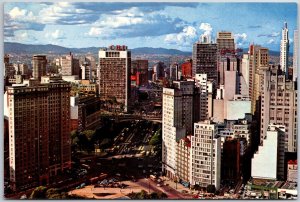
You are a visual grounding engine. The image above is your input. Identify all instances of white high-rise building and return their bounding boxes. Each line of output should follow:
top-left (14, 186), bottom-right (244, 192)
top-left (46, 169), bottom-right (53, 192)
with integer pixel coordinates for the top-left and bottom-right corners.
top-left (280, 22), bottom-right (290, 78)
top-left (251, 124), bottom-right (285, 180)
top-left (194, 74), bottom-right (213, 121)
top-left (190, 120), bottom-right (221, 190)
top-left (293, 30), bottom-right (298, 82)
top-left (162, 81), bottom-right (194, 179)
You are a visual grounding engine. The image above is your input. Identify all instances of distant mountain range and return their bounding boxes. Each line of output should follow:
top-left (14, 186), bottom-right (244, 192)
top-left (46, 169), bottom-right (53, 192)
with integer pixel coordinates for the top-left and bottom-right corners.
top-left (4, 42), bottom-right (288, 56)
top-left (4, 42), bottom-right (192, 56)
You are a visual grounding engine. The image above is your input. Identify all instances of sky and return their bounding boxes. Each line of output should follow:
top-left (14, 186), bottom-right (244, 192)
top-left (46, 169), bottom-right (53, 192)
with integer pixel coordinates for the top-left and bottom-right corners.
top-left (3, 2), bottom-right (298, 52)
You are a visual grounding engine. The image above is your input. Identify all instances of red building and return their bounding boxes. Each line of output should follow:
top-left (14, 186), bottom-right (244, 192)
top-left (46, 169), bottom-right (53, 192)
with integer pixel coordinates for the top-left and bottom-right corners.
top-left (131, 60), bottom-right (148, 86)
top-left (181, 59), bottom-right (192, 79)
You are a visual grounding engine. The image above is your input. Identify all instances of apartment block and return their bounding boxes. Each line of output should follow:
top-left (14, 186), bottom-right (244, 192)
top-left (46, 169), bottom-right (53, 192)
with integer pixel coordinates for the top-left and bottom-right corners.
top-left (190, 120), bottom-right (221, 190)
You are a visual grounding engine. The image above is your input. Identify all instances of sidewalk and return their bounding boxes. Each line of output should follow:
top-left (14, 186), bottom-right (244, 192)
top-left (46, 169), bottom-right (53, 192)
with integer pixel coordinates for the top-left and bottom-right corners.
top-left (162, 177), bottom-right (196, 195)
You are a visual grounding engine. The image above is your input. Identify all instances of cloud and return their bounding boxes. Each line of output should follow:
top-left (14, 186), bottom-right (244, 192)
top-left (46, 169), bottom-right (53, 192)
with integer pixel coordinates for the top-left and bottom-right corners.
top-left (85, 7), bottom-right (187, 39)
top-left (11, 31), bottom-right (37, 43)
top-left (248, 25), bottom-right (262, 29)
top-left (85, 27), bottom-right (102, 37)
top-left (267, 39), bottom-right (275, 44)
top-left (257, 32), bottom-right (280, 38)
top-left (234, 33), bottom-right (247, 47)
top-left (46, 29), bottom-right (65, 39)
top-left (165, 26), bottom-right (197, 46)
top-left (199, 23), bottom-right (212, 36)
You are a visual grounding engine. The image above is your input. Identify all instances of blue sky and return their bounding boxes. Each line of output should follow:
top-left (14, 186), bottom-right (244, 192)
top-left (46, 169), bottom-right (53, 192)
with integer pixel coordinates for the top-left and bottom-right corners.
top-left (4, 2), bottom-right (298, 51)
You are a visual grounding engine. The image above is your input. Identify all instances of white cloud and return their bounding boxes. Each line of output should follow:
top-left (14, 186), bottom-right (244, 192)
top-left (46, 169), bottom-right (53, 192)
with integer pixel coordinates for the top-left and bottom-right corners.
top-left (270, 32), bottom-right (280, 37)
top-left (267, 39), bottom-right (275, 44)
top-left (9, 7), bottom-right (27, 19)
top-left (85, 27), bottom-right (102, 37)
top-left (51, 29), bottom-right (65, 39)
top-left (234, 33), bottom-right (247, 41)
top-left (165, 26), bottom-right (197, 46)
top-left (8, 7), bottom-right (35, 21)
top-left (199, 23), bottom-right (212, 36)
top-left (234, 33), bottom-right (247, 47)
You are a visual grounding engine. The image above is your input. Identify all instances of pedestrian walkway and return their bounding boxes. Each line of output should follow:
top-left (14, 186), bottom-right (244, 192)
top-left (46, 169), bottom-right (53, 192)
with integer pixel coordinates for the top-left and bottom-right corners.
top-left (162, 177), bottom-right (196, 195)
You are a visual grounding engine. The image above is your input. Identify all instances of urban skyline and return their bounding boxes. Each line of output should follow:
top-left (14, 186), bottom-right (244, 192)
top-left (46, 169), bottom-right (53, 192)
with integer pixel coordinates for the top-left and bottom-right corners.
top-left (4, 2), bottom-right (298, 51)
top-left (3, 2), bottom-right (298, 200)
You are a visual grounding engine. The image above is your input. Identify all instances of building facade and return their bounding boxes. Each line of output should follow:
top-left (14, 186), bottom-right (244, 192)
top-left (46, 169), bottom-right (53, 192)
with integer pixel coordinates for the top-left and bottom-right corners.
top-left (162, 81), bottom-right (194, 179)
top-left (251, 124), bottom-right (285, 180)
top-left (192, 40), bottom-right (218, 84)
top-left (7, 78), bottom-right (71, 191)
top-left (280, 22), bottom-right (289, 78)
top-left (260, 65), bottom-right (297, 152)
top-left (190, 120), bottom-right (221, 190)
top-left (32, 55), bottom-right (47, 81)
top-left (293, 30), bottom-right (298, 82)
top-left (98, 45), bottom-right (131, 112)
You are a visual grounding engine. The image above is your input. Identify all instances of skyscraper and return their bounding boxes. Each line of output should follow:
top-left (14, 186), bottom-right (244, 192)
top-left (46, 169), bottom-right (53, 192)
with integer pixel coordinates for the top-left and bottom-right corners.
top-left (293, 30), bottom-right (298, 82)
top-left (260, 65), bottom-right (297, 152)
top-left (216, 32), bottom-right (235, 53)
top-left (32, 55), bottom-right (47, 81)
top-left (280, 22), bottom-right (289, 78)
top-left (162, 81), bottom-right (194, 179)
top-left (6, 77), bottom-right (71, 191)
top-left (60, 53), bottom-right (80, 77)
top-left (192, 37), bottom-right (218, 84)
top-left (98, 45), bottom-right (131, 112)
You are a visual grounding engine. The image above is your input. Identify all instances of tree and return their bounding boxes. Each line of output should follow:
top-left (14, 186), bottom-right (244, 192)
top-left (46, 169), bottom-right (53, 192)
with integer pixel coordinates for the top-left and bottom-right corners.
top-left (29, 186), bottom-right (47, 199)
top-left (207, 184), bottom-right (216, 194)
top-left (193, 184), bottom-right (201, 191)
top-left (45, 188), bottom-right (66, 199)
top-left (149, 128), bottom-right (162, 145)
top-left (157, 192), bottom-right (168, 199)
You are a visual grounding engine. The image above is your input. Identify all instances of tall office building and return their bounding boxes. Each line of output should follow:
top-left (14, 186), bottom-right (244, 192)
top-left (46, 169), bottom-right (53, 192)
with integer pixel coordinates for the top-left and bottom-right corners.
top-left (60, 53), bottom-right (80, 77)
top-left (260, 65), bottom-right (297, 152)
top-left (32, 55), bottom-right (47, 80)
top-left (218, 55), bottom-right (240, 86)
top-left (190, 120), bottom-right (221, 190)
top-left (248, 45), bottom-right (269, 115)
top-left (177, 136), bottom-right (191, 184)
top-left (162, 81), bottom-right (194, 179)
top-left (131, 59), bottom-right (148, 86)
top-left (181, 59), bottom-right (192, 79)
top-left (153, 62), bottom-right (166, 81)
top-left (6, 77), bottom-right (71, 191)
top-left (192, 38), bottom-right (218, 84)
top-left (280, 22), bottom-right (290, 78)
top-left (98, 45), bottom-right (131, 112)
top-left (216, 32), bottom-right (235, 53)
top-left (293, 30), bottom-right (298, 82)
top-left (194, 74), bottom-right (213, 121)
top-left (251, 124), bottom-right (285, 180)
